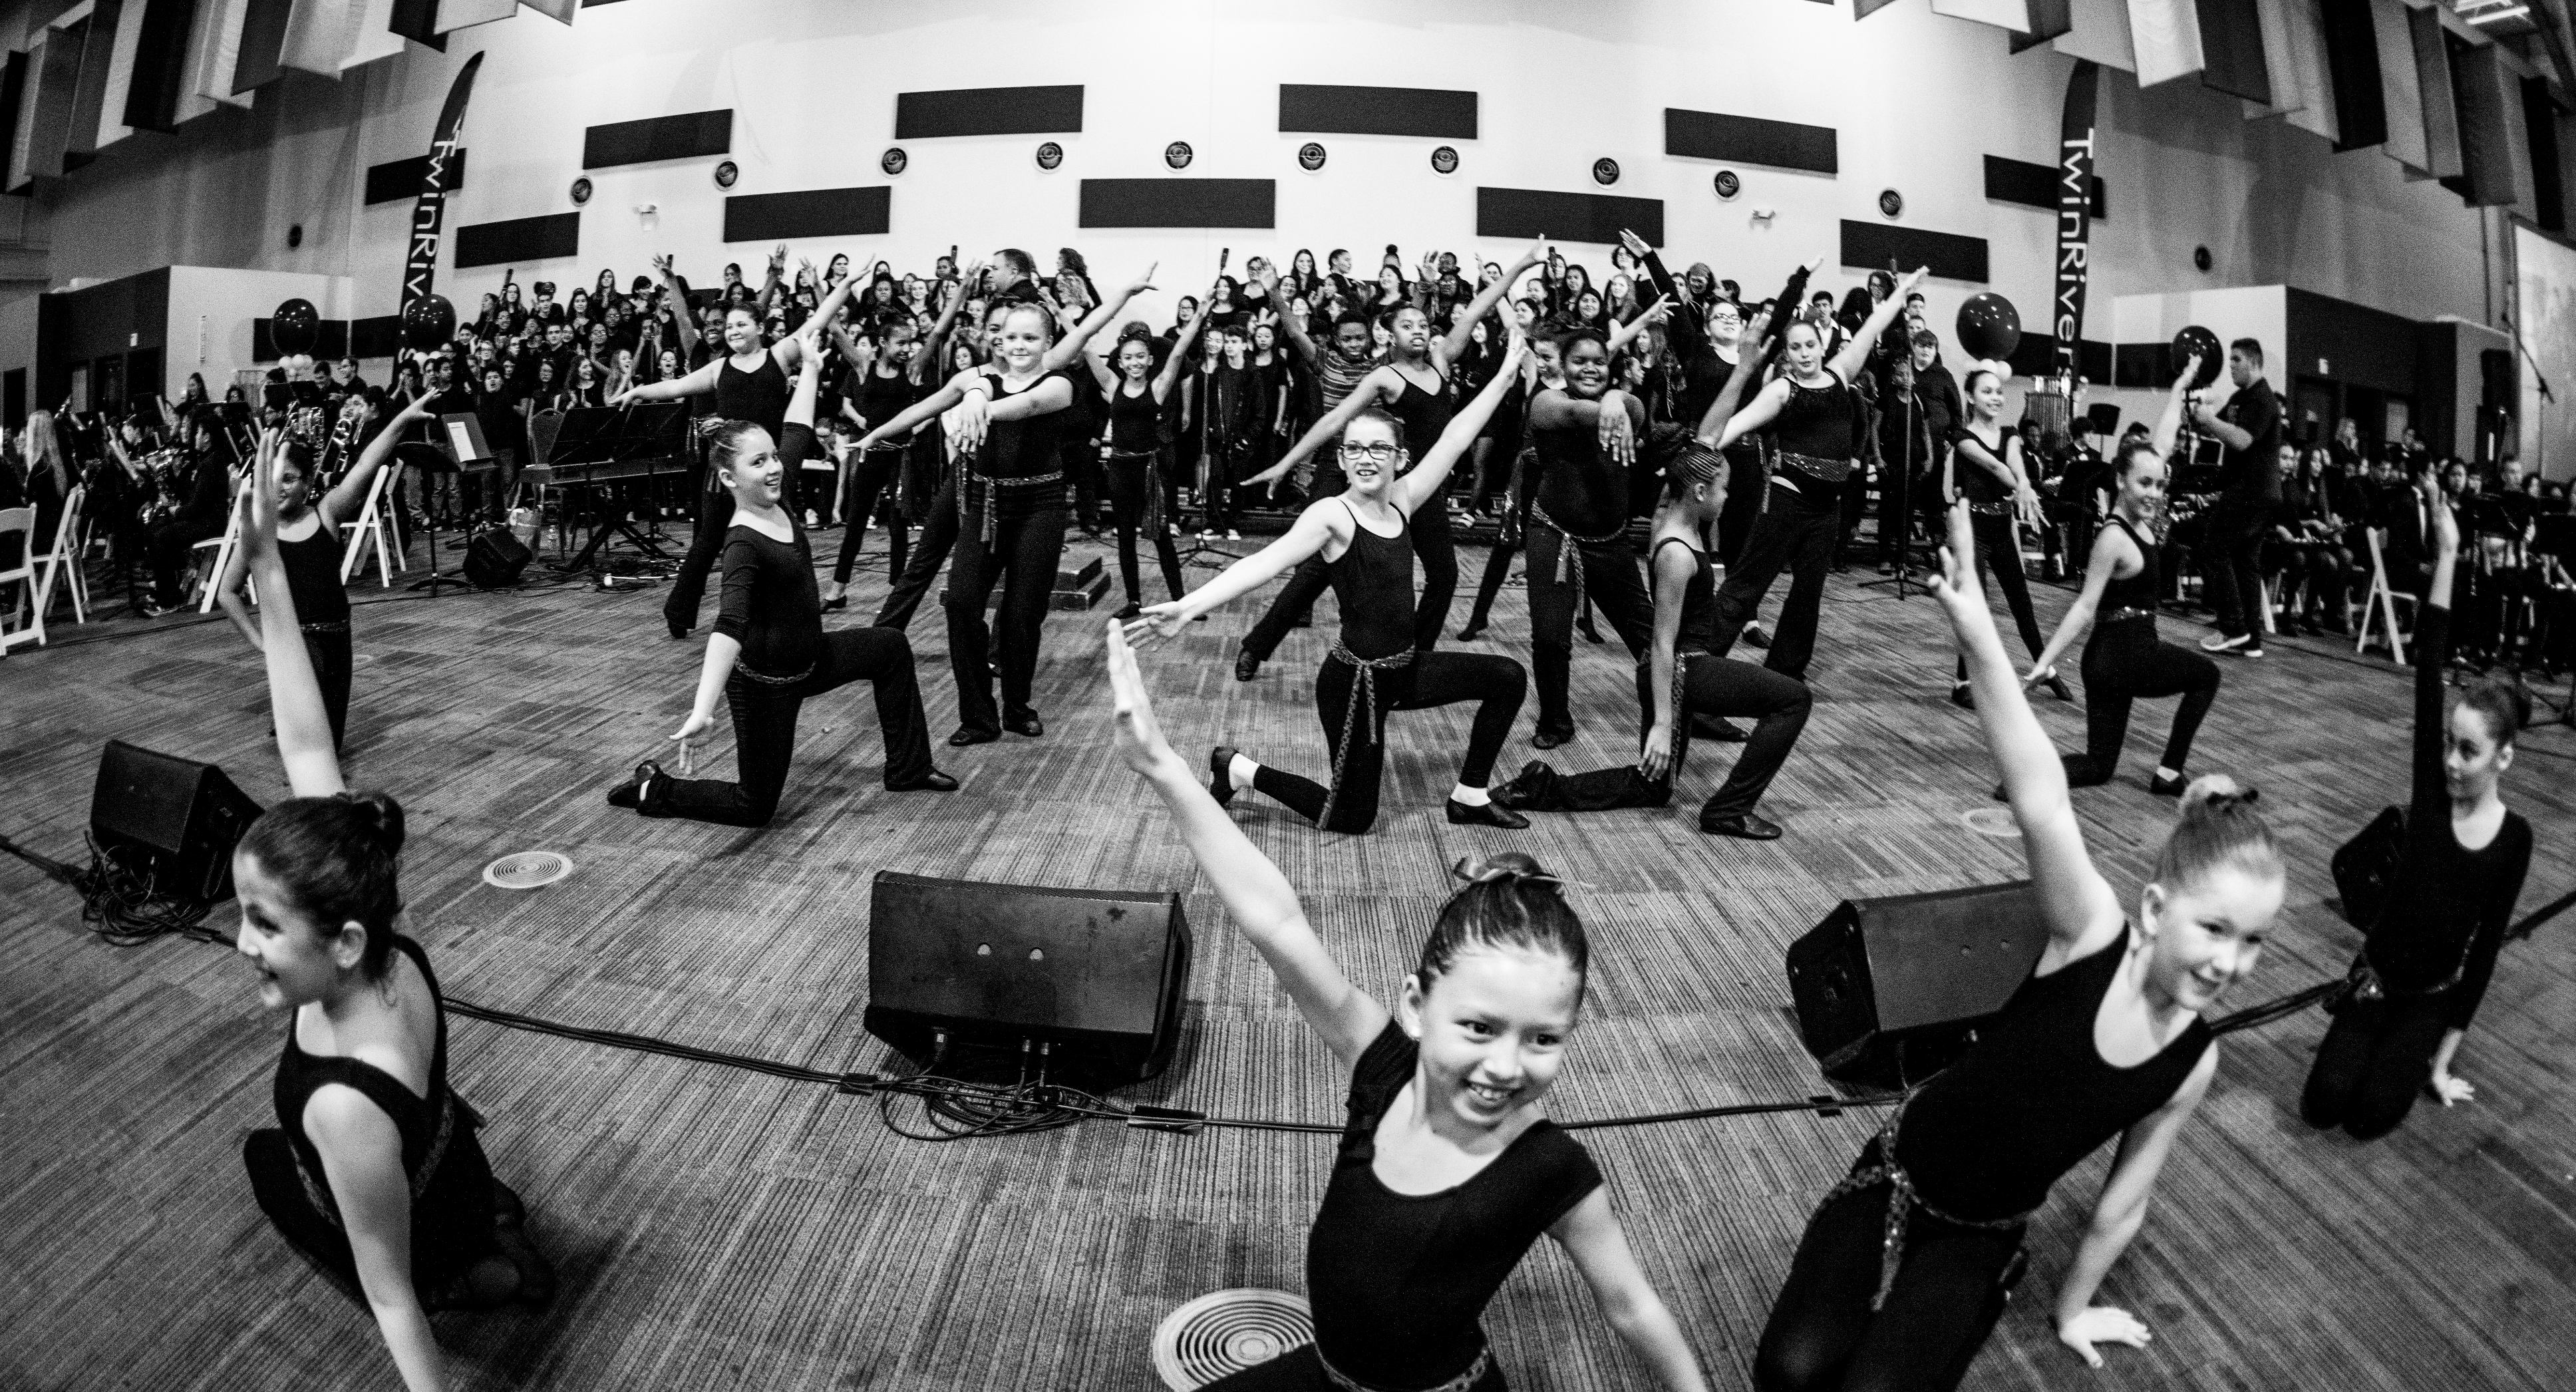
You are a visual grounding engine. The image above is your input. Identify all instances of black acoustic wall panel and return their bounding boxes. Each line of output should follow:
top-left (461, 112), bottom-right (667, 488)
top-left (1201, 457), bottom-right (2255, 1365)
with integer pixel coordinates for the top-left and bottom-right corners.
top-left (2320, 0), bottom-right (2388, 151)
top-left (121, 0), bottom-right (198, 134)
top-left (1840, 220), bottom-right (1987, 283)
top-left (1980, 155), bottom-right (2108, 219)
top-left (363, 150), bottom-right (467, 206)
top-left (1665, 108), bottom-right (1836, 174)
top-left (14, 27), bottom-right (80, 189)
top-left (2447, 40), bottom-right (2528, 209)
top-left (723, 186), bottom-right (891, 242)
top-left (895, 85), bottom-right (1083, 139)
top-left (1475, 188), bottom-right (1663, 247)
top-left (1078, 178), bottom-right (1273, 228)
top-left (2525, 79), bottom-right (2565, 233)
top-left (2193, 0), bottom-right (2271, 105)
top-left (63, 0), bottom-right (121, 166)
top-left (1277, 84), bottom-right (1476, 139)
top-left (582, 109), bottom-right (732, 169)
top-left (455, 212), bottom-right (579, 268)
top-left (388, 0), bottom-right (448, 51)
top-left (232, 0), bottom-right (291, 93)
top-left (0, 52), bottom-right (26, 197)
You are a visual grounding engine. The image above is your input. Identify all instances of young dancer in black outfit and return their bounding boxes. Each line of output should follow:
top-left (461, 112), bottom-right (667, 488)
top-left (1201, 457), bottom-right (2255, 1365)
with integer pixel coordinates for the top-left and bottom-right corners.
top-left (2022, 363), bottom-right (2220, 796)
top-left (1755, 498), bottom-right (2285, 1392)
top-left (852, 264), bottom-right (1154, 743)
top-left (1496, 340), bottom-right (1811, 840)
top-left (1080, 300), bottom-right (1209, 617)
top-left (229, 428), bottom-right (552, 1392)
top-left (1941, 366), bottom-right (2068, 707)
top-left (821, 317), bottom-right (935, 610)
top-left (1522, 328), bottom-right (1651, 747)
top-left (1128, 330), bottom-right (1531, 834)
top-left (1102, 625), bottom-right (1711, 1391)
top-left (1621, 228), bottom-right (1766, 569)
top-left (217, 397), bottom-right (428, 749)
top-left (611, 328), bottom-right (955, 826)
top-left (1700, 267), bottom-right (1926, 681)
top-left (2302, 484), bottom-right (2533, 1138)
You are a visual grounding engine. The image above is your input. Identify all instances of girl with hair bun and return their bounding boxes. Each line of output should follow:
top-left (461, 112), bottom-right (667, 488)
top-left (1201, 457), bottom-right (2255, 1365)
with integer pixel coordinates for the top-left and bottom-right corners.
top-left (1756, 496), bottom-right (2284, 1391)
top-left (1102, 620), bottom-right (1711, 1391)
top-left (230, 427), bottom-right (552, 1392)
top-left (2301, 474), bottom-right (2531, 1138)
top-left (1941, 363), bottom-right (2066, 709)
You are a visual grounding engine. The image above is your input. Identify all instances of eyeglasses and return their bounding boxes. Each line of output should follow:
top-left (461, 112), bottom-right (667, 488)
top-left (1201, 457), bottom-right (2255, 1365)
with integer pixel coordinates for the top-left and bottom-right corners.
top-left (1339, 442), bottom-right (1400, 464)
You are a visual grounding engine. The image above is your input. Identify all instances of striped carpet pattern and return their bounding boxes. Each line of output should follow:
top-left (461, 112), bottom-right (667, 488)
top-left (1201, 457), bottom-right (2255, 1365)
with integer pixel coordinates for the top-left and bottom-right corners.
top-left (2, 528), bottom-right (2571, 1391)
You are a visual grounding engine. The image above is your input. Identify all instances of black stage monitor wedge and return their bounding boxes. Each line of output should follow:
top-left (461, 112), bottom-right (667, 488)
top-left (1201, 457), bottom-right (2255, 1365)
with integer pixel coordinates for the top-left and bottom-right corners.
top-left (90, 741), bottom-right (264, 904)
top-left (463, 525), bottom-right (532, 590)
top-left (1786, 881), bottom-right (2047, 1090)
top-left (865, 870), bottom-right (1191, 1088)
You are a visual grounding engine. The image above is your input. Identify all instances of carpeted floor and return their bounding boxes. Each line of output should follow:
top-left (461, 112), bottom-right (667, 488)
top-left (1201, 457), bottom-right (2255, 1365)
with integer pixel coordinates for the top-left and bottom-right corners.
top-left (2, 524), bottom-right (2571, 1391)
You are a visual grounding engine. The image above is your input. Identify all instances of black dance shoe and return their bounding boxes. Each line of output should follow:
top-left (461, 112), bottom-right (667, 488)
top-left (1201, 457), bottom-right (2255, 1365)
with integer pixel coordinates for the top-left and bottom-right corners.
top-left (887, 768), bottom-right (960, 792)
top-left (2041, 669), bottom-right (2074, 703)
top-left (1234, 648), bottom-right (1263, 681)
top-left (1531, 724), bottom-right (1575, 751)
top-left (667, 619), bottom-right (693, 641)
top-left (1446, 798), bottom-right (1530, 829)
top-left (1950, 682), bottom-right (1976, 711)
top-left (1742, 623), bottom-right (1771, 649)
top-left (1209, 745), bottom-right (1239, 809)
top-left (607, 761), bottom-right (663, 809)
top-left (1114, 601), bottom-right (1143, 621)
top-left (2148, 769), bottom-right (2189, 797)
top-left (948, 725), bottom-right (1001, 747)
top-left (821, 594), bottom-right (848, 611)
top-left (1489, 761), bottom-right (1553, 810)
top-left (1005, 710), bottom-right (1045, 738)
top-left (1700, 810), bottom-right (1783, 840)
top-left (1690, 713), bottom-right (1748, 743)
top-left (1456, 619), bottom-right (1487, 641)
top-left (1575, 616), bottom-right (1605, 644)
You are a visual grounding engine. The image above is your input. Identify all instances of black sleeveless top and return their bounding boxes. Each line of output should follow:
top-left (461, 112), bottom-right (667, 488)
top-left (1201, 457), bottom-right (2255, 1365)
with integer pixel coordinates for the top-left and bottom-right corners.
top-left (1653, 536), bottom-right (1717, 653)
top-left (1106, 381), bottom-right (1161, 454)
top-left (273, 936), bottom-right (496, 1277)
top-left (1774, 370), bottom-right (1857, 460)
top-left (2097, 516), bottom-right (2159, 620)
top-left (1329, 499), bottom-right (1416, 661)
top-left (277, 517), bottom-right (350, 627)
top-left (715, 349), bottom-right (790, 440)
top-left (1954, 425), bottom-right (2016, 508)
top-left (967, 369), bottom-right (1074, 519)
top-left (1306, 1021), bottom-right (1603, 1389)
top-left (855, 365), bottom-right (919, 446)
top-left (1384, 364), bottom-right (1453, 461)
top-left (1893, 926), bottom-right (2211, 1222)
top-left (1531, 391), bottom-right (1635, 536)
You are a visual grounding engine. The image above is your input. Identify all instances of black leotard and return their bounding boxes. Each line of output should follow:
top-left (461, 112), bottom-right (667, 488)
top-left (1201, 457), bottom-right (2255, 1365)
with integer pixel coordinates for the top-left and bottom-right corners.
top-left (1531, 395), bottom-right (1638, 536)
top-left (1955, 425), bottom-right (2016, 509)
top-left (854, 365), bottom-right (919, 442)
top-left (1770, 370), bottom-right (1859, 507)
top-left (1329, 500), bottom-right (1416, 661)
top-left (715, 350), bottom-right (790, 439)
top-left (1893, 926), bottom-right (2209, 1222)
top-left (277, 518), bottom-right (350, 627)
top-left (1106, 381), bottom-right (1160, 454)
top-left (2098, 516), bottom-right (2159, 618)
top-left (1655, 535), bottom-right (1717, 652)
top-left (1305, 1021), bottom-right (1602, 1389)
top-left (1384, 364), bottom-right (1453, 461)
top-left (709, 425), bottom-right (823, 677)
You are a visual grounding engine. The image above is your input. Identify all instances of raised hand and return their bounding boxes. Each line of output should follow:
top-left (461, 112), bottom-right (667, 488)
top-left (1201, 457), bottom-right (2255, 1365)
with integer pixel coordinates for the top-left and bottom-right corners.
top-left (1617, 228), bottom-right (1651, 259)
top-left (242, 427), bottom-right (287, 566)
top-left (2054, 1305), bottom-right (2152, 1369)
top-left (1105, 617), bottom-right (1179, 775)
top-left (651, 252), bottom-right (676, 279)
top-left (1895, 265), bottom-right (1930, 298)
top-left (1925, 497), bottom-right (1985, 621)
top-left (1253, 262), bottom-right (1283, 298)
top-left (768, 244), bottom-right (789, 275)
top-left (1637, 294), bottom-right (1673, 327)
top-left (2171, 354), bottom-right (2203, 394)
top-left (1122, 261), bottom-right (1160, 297)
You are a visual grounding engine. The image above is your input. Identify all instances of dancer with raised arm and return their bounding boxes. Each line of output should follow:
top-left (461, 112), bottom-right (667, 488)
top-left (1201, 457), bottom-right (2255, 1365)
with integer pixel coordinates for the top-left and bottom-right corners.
top-left (1494, 339), bottom-right (1811, 840)
top-left (1519, 325), bottom-right (1652, 747)
top-left (1081, 291), bottom-right (1211, 617)
top-left (230, 428), bottom-right (553, 1392)
top-left (2018, 360), bottom-right (2221, 795)
top-left (607, 326), bottom-right (954, 826)
top-left (1941, 365), bottom-right (2068, 707)
top-left (1126, 327), bottom-right (1532, 834)
top-left (1103, 622), bottom-right (1710, 1392)
top-left (850, 263), bottom-right (1155, 743)
top-left (2301, 479), bottom-right (2532, 1139)
top-left (821, 269), bottom-right (969, 611)
top-left (1755, 498), bottom-right (2283, 1392)
top-left (217, 397), bottom-right (432, 749)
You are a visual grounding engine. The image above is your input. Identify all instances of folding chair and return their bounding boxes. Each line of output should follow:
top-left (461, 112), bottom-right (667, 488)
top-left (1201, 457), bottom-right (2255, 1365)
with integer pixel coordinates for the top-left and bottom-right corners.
top-left (35, 484), bottom-right (87, 626)
top-left (340, 462), bottom-right (406, 588)
top-left (0, 506), bottom-right (41, 653)
top-left (2358, 527), bottom-right (2417, 663)
top-left (194, 505), bottom-right (243, 614)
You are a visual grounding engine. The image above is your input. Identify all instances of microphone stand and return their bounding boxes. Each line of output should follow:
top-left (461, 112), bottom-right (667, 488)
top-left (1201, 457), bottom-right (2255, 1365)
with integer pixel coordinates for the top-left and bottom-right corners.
top-left (1859, 351), bottom-right (1925, 599)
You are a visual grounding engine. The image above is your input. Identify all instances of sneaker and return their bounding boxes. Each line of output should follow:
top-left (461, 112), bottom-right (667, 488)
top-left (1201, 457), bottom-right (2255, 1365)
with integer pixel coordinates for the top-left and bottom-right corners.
top-left (1225, 529), bottom-right (1242, 541)
top-left (1743, 623), bottom-right (1771, 650)
top-left (1209, 745), bottom-right (1239, 809)
top-left (2199, 632), bottom-right (2251, 653)
top-left (2148, 770), bottom-right (2188, 796)
top-left (2235, 644), bottom-right (2263, 659)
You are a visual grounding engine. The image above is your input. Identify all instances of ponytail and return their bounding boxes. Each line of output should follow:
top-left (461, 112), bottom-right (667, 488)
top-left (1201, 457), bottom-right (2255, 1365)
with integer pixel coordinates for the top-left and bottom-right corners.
top-left (1418, 854), bottom-right (1589, 1008)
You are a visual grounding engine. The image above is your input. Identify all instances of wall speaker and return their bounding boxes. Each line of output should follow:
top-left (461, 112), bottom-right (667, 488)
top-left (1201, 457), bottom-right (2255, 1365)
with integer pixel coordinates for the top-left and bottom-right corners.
top-left (463, 526), bottom-right (532, 589)
top-left (1785, 881), bottom-right (2046, 1090)
top-left (864, 870), bottom-right (1191, 1089)
top-left (90, 741), bottom-right (264, 904)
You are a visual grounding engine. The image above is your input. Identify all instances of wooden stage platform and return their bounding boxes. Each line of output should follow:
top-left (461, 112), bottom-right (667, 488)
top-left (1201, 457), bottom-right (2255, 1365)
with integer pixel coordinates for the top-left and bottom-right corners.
top-left (3, 529), bottom-right (2572, 1391)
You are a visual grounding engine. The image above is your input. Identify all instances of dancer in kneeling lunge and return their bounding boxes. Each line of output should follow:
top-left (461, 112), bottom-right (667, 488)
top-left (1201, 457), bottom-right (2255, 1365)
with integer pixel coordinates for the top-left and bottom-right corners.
top-left (230, 426), bottom-right (553, 1392)
top-left (2301, 478), bottom-right (2531, 1139)
top-left (2018, 359), bottom-right (2219, 796)
top-left (1102, 622), bottom-right (1712, 1392)
top-left (1941, 365), bottom-right (2069, 708)
top-left (1755, 498), bottom-right (2283, 1392)
top-left (1495, 333), bottom-right (1810, 840)
top-left (611, 326), bottom-right (955, 825)
top-left (1126, 325), bottom-right (1532, 834)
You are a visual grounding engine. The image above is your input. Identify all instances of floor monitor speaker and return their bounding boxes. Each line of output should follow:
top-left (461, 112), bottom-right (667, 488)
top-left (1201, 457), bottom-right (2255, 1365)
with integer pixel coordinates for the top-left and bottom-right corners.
top-left (89, 741), bottom-right (264, 903)
top-left (1786, 880), bottom-right (2046, 1090)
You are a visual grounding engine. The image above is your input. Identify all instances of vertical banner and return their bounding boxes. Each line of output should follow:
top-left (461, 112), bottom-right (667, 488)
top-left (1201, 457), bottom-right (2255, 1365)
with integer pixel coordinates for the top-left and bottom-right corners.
top-left (400, 52), bottom-right (480, 331)
top-left (2053, 60), bottom-right (2098, 378)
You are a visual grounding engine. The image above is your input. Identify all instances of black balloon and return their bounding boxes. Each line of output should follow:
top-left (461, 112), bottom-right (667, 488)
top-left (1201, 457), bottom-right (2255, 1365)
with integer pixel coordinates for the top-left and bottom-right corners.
top-left (2171, 325), bottom-right (2223, 388)
top-left (271, 297), bottom-right (320, 357)
top-left (1955, 291), bottom-right (2022, 361)
top-left (402, 293), bottom-right (458, 351)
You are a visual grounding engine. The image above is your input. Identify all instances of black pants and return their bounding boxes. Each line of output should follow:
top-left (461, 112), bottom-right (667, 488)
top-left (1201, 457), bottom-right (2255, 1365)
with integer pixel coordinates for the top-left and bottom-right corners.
top-left (2062, 620), bottom-right (2221, 784)
top-left (1507, 653), bottom-right (1810, 820)
top-left (1711, 484), bottom-right (1839, 680)
top-left (1065, 441), bottom-right (1103, 531)
top-left (2301, 989), bottom-right (2455, 1141)
top-left (1527, 524), bottom-right (1654, 733)
top-left (876, 474), bottom-right (961, 631)
top-left (944, 503), bottom-right (1067, 733)
top-left (649, 628), bottom-right (934, 827)
top-left (834, 447), bottom-right (911, 585)
top-left (1248, 650), bottom-right (1525, 834)
top-left (1108, 452), bottom-right (1185, 605)
top-left (1718, 449), bottom-right (1768, 569)
top-left (1953, 511), bottom-right (2048, 682)
top-left (1410, 497), bottom-right (1459, 652)
top-left (2197, 497), bottom-right (2272, 639)
top-left (304, 627), bottom-right (353, 750)
top-left (1200, 442), bottom-right (1241, 532)
top-left (150, 516), bottom-right (227, 607)
top-left (1755, 1156), bottom-right (2026, 1392)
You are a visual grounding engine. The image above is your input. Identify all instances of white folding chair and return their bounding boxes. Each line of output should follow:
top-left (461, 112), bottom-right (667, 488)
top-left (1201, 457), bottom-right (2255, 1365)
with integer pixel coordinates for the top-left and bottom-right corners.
top-left (0, 506), bottom-right (41, 653)
top-left (2358, 527), bottom-right (2416, 663)
top-left (35, 484), bottom-right (87, 625)
top-left (193, 505), bottom-right (243, 613)
top-left (340, 462), bottom-right (406, 588)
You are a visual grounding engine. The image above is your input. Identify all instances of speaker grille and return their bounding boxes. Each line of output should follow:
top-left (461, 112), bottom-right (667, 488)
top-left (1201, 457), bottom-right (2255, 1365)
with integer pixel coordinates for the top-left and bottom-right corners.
top-left (482, 851), bottom-right (573, 890)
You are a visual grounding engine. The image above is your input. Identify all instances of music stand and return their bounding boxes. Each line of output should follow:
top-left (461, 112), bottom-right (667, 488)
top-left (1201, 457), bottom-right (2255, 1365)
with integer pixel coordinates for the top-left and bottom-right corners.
top-left (398, 442), bottom-right (476, 596)
top-left (546, 402), bottom-right (690, 572)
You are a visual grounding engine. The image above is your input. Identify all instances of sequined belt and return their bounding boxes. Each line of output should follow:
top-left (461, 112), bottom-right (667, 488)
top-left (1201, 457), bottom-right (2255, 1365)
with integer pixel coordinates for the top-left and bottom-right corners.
top-left (1819, 1095), bottom-right (2031, 1311)
top-left (1776, 450), bottom-right (1856, 486)
top-left (1321, 640), bottom-right (1416, 826)
top-left (297, 1091), bottom-right (462, 1230)
top-left (1318, 1343), bottom-right (1493, 1392)
top-left (735, 662), bottom-right (815, 687)
top-left (298, 621), bottom-right (350, 635)
top-left (1531, 502), bottom-right (1625, 616)
top-left (960, 468), bottom-right (1066, 544)
top-left (1967, 500), bottom-right (2014, 517)
top-left (2098, 606), bottom-right (2157, 627)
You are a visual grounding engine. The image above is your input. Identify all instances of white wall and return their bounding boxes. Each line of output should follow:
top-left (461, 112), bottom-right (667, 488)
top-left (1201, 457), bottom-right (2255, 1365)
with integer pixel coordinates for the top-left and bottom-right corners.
top-left (5, 0), bottom-right (2508, 380)
top-left (163, 265), bottom-right (353, 400)
top-left (2514, 223), bottom-right (2576, 481)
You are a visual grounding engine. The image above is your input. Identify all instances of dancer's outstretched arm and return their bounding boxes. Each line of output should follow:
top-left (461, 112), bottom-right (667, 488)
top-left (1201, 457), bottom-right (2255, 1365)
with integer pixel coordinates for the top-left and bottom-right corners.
top-left (1127, 502), bottom-right (1345, 639)
top-left (2022, 525), bottom-right (2121, 687)
top-left (1245, 367), bottom-right (1399, 490)
top-left (1551, 1191), bottom-right (1711, 1391)
top-left (2151, 357), bottom-right (2197, 458)
top-left (1105, 621), bottom-right (1388, 1067)
top-left (1042, 263), bottom-right (1157, 373)
top-left (1394, 327), bottom-right (1526, 516)
top-left (1436, 238), bottom-right (1543, 371)
top-left (238, 427), bottom-right (343, 798)
top-left (1828, 267), bottom-right (1925, 383)
top-left (2052, 1047), bottom-right (2218, 1366)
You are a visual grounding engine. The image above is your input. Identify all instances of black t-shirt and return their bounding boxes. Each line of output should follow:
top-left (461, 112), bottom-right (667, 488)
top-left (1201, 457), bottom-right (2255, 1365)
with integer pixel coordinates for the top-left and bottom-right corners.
top-left (2217, 377), bottom-right (2283, 502)
top-left (710, 424), bottom-right (824, 678)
